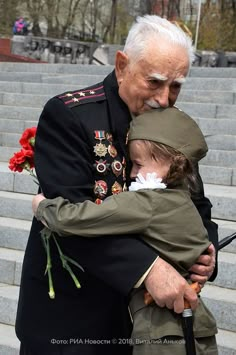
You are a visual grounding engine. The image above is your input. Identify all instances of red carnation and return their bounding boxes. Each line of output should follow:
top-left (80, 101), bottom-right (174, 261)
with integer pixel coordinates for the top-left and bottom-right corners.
top-left (19, 127), bottom-right (37, 150)
top-left (9, 149), bottom-right (35, 172)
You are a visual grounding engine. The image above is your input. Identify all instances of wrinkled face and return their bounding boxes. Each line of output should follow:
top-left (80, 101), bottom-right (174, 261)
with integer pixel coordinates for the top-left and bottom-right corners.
top-left (129, 140), bottom-right (170, 180)
top-left (115, 39), bottom-right (189, 116)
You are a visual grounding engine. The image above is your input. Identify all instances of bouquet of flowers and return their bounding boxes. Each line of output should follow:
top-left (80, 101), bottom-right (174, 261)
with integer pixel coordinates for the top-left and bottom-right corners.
top-left (9, 127), bottom-right (83, 299)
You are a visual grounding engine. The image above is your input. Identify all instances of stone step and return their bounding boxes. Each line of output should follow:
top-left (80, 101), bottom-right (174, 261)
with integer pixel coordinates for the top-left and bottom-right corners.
top-left (183, 77), bottom-right (236, 91)
top-left (217, 328), bottom-right (236, 355)
top-left (0, 247), bottom-right (23, 286)
top-left (178, 102), bottom-right (236, 119)
top-left (205, 135), bottom-right (236, 151)
top-left (0, 72), bottom-right (43, 83)
top-left (0, 92), bottom-right (51, 108)
top-left (0, 81), bottom-right (84, 95)
top-left (195, 118), bottom-right (236, 135)
top-left (216, 219), bottom-right (236, 253)
top-left (0, 63), bottom-right (235, 78)
top-left (0, 105), bottom-right (41, 120)
top-left (204, 184), bottom-right (236, 220)
top-left (213, 251), bottom-right (236, 289)
top-left (199, 165), bottom-right (236, 186)
top-left (0, 191), bottom-right (33, 221)
top-left (0, 217), bottom-right (30, 251)
top-left (178, 90), bottom-right (235, 105)
top-left (0, 71), bottom-right (106, 85)
top-left (41, 73), bottom-right (107, 86)
top-left (0, 323), bottom-right (19, 355)
top-left (201, 284), bottom-right (236, 333)
top-left (0, 62), bottom-right (114, 75)
top-left (0, 118), bottom-right (37, 134)
top-left (0, 147), bottom-right (21, 163)
top-left (189, 67), bottom-right (236, 78)
top-left (202, 150), bottom-right (236, 168)
top-left (0, 162), bottom-right (38, 194)
top-left (0, 283), bottom-right (19, 326)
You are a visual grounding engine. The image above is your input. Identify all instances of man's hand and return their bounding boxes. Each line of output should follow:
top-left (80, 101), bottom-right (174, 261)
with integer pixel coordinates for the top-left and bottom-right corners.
top-left (32, 193), bottom-right (46, 216)
top-left (189, 244), bottom-right (216, 287)
top-left (144, 257), bottom-right (198, 314)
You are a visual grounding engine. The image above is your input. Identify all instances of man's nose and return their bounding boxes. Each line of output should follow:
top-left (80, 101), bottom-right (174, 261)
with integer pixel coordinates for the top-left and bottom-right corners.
top-left (154, 87), bottom-right (169, 108)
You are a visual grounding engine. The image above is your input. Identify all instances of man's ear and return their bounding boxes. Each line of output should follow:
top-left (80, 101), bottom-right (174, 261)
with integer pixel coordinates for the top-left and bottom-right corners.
top-left (115, 50), bottom-right (129, 82)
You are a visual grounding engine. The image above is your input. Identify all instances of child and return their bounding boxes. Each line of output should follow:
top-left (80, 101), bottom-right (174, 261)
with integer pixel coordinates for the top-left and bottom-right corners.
top-left (33, 107), bottom-right (218, 355)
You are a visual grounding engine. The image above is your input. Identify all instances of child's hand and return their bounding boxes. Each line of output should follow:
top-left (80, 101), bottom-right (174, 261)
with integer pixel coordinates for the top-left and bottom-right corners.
top-left (32, 193), bottom-right (46, 216)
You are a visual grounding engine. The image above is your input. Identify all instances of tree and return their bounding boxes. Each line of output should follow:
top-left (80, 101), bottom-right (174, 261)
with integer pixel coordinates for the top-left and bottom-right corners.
top-left (0, 0), bottom-right (19, 36)
top-left (196, 0), bottom-right (236, 51)
top-left (24, 0), bottom-right (45, 36)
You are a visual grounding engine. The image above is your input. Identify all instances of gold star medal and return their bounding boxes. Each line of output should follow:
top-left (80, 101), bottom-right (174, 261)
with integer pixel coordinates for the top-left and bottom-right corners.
top-left (94, 131), bottom-right (107, 157)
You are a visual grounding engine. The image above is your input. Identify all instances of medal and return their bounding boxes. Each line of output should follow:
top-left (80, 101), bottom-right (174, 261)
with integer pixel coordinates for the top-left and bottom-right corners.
top-left (122, 157), bottom-right (126, 180)
top-left (111, 160), bottom-right (123, 177)
top-left (94, 143), bottom-right (107, 157)
top-left (111, 181), bottom-right (123, 195)
top-left (94, 130), bottom-right (107, 157)
top-left (95, 198), bottom-right (103, 205)
top-left (94, 180), bottom-right (108, 199)
top-left (108, 144), bottom-right (117, 158)
top-left (94, 159), bottom-right (109, 174)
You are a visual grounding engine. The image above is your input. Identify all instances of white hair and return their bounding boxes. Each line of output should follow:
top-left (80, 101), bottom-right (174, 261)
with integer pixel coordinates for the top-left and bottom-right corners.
top-left (123, 15), bottom-right (195, 65)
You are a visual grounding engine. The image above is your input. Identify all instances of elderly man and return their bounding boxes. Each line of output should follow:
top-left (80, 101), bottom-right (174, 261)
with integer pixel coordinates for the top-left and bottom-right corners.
top-left (16, 15), bottom-right (218, 355)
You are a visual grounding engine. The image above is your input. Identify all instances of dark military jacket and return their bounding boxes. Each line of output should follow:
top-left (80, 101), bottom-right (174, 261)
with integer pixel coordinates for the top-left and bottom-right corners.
top-left (15, 70), bottom-right (218, 353)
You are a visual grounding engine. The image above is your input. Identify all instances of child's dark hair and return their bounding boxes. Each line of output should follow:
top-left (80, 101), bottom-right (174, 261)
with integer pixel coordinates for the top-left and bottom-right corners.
top-left (143, 140), bottom-right (199, 192)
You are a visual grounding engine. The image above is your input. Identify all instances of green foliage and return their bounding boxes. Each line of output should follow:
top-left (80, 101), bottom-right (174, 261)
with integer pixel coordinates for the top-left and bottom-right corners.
top-left (194, 6), bottom-right (236, 51)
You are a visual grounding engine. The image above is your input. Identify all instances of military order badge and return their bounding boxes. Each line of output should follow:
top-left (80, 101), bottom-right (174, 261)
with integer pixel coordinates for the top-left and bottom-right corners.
top-left (94, 159), bottom-right (109, 175)
top-left (111, 181), bottom-right (123, 195)
top-left (111, 160), bottom-right (123, 177)
top-left (94, 180), bottom-right (108, 199)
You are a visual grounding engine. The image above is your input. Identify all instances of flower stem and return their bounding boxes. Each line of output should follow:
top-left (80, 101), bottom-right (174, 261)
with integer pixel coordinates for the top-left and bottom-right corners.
top-left (41, 228), bottom-right (55, 299)
top-left (52, 233), bottom-right (82, 289)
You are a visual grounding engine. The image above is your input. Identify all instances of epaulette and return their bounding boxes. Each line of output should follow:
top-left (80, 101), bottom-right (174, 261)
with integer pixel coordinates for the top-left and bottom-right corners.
top-left (58, 83), bottom-right (106, 108)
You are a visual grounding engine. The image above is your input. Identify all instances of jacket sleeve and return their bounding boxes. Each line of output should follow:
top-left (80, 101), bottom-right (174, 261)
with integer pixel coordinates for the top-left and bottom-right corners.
top-left (191, 164), bottom-right (219, 280)
top-left (36, 192), bottom-right (152, 236)
top-left (34, 98), bottom-right (157, 294)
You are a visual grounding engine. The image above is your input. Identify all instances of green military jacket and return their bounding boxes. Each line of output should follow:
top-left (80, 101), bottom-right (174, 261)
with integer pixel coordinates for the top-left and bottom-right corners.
top-left (36, 186), bottom-right (210, 275)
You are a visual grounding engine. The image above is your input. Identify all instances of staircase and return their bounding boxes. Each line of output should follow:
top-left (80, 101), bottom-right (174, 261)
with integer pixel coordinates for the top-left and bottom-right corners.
top-left (0, 63), bottom-right (235, 355)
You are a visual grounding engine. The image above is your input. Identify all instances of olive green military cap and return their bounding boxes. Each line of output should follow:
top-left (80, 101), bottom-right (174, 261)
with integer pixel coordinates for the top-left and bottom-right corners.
top-left (129, 107), bottom-right (208, 162)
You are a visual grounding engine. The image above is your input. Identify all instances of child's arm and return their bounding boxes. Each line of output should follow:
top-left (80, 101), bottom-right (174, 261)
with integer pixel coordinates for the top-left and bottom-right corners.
top-left (33, 191), bottom-right (152, 237)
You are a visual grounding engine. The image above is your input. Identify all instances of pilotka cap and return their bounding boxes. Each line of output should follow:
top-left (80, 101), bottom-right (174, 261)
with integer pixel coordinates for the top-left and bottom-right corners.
top-left (129, 107), bottom-right (208, 162)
